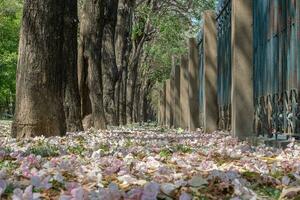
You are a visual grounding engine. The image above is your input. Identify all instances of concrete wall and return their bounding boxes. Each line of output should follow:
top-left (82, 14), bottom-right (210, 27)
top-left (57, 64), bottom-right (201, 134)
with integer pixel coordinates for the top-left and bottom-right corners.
top-left (180, 55), bottom-right (189, 129)
top-left (188, 38), bottom-right (200, 131)
top-left (203, 11), bottom-right (218, 133)
top-left (231, 0), bottom-right (254, 139)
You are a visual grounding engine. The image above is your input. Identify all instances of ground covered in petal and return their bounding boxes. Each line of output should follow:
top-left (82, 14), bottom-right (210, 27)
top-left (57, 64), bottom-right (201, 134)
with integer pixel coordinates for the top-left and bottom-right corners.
top-left (1, 120), bottom-right (300, 200)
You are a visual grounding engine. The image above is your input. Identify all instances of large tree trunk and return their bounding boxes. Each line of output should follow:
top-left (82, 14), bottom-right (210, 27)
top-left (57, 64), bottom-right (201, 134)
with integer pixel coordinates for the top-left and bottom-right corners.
top-left (12, 0), bottom-right (66, 138)
top-left (63, 0), bottom-right (83, 132)
top-left (78, 0), bottom-right (106, 129)
top-left (115, 0), bottom-right (134, 125)
top-left (102, 0), bottom-right (119, 125)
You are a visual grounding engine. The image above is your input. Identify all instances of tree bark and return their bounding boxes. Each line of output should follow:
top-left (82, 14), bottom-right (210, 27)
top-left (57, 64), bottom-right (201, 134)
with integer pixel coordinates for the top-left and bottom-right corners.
top-left (63, 0), bottom-right (83, 132)
top-left (115, 0), bottom-right (134, 125)
top-left (126, 46), bottom-right (144, 123)
top-left (102, 0), bottom-right (119, 125)
top-left (12, 0), bottom-right (66, 138)
top-left (78, 0), bottom-right (106, 129)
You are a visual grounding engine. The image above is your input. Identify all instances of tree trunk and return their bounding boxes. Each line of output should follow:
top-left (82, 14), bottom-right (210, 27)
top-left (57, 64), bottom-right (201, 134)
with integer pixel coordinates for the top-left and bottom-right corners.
top-left (12, 0), bottom-right (66, 138)
top-left (115, 0), bottom-right (134, 125)
top-left (63, 0), bottom-right (83, 132)
top-left (126, 57), bottom-right (139, 123)
top-left (102, 0), bottom-right (119, 125)
top-left (78, 0), bottom-right (106, 129)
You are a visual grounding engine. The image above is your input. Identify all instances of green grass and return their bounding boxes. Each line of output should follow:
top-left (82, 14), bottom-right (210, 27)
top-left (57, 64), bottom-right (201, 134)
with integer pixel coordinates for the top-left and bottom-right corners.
top-left (3, 183), bottom-right (14, 196)
top-left (67, 144), bottom-right (86, 156)
top-left (253, 185), bottom-right (281, 199)
top-left (175, 144), bottom-right (192, 153)
top-left (159, 148), bottom-right (172, 158)
top-left (26, 143), bottom-right (60, 157)
top-left (0, 160), bottom-right (18, 173)
top-left (99, 143), bottom-right (110, 152)
top-left (125, 139), bottom-right (133, 147)
top-left (0, 147), bottom-right (12, 154)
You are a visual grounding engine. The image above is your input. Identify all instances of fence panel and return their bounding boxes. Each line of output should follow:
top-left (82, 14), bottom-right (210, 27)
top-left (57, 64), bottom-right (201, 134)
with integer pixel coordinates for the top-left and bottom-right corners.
top-left (253, 0), bottom-right (300, 136)
top-left (217, 0), bottom-right (231, 130)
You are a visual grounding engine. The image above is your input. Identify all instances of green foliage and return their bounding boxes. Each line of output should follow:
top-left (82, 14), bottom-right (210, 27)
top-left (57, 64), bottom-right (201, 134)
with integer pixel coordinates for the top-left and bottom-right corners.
top-left (159, 148), bottom-right (172, 158)
top-left (0, 160), bottom-right (18, 172)
top-left (3, 183), bottom-right (14, 196)
top-left (0, 0), bottom-right (22, 111)
top-left (26, 142), bottom-right (60, 157)
top-left (134, 0), bottom-right (216, 109)
top-left (50, 179), bottom-right (66, 191)
top-left (0, 146), bottom-right (12, 154)
top-left (254, 185), bottom-right (281, 199)
top-left (125, 139), bottom-right (133, 147)
top-left (175, 144), bottom-right (192, 153)
top-left (98, 143), bottom-right (110, 152)
top-left (67, 144), bottom-right (86, 156)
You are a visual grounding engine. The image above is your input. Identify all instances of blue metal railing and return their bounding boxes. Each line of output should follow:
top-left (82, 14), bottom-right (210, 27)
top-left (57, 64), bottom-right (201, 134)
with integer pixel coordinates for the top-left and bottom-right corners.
top-left (217, 0), bottom-right (231, 130)
top-left (253, 0), bottom-right (300, 137)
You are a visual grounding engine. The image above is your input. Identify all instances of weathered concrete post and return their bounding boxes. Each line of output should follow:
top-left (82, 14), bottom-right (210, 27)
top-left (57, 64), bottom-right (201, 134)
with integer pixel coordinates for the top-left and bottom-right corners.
top-left (202, 11), bottom-right (218, 133)
top-left (172, 58), bottom-right (181, 128)
top-left (159, 83), bottom-right (166, 126)
top-left (188, 38), bottom-right (200, 131)
top-left (231, 0), bottom-right (254, 139)
top-left (165, 79), bottom-right (172, 127)
top-left (180, 55), bottom-right (189, 129)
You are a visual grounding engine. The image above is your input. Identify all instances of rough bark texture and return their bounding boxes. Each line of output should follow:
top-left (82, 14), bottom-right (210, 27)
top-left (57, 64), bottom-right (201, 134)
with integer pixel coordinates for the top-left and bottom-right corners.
top-left (63, 0), bottom-right (83, 132)
top-left (126, 44), bottom-right (144, 123)
top-left (102, 0), bottom-right (119, 125)
top-left (78, 0), bottom-right (106, 129)
top-left (12, 0), bottom-right (66, 138)
top-left (115, 0), bottom-right (134, 125)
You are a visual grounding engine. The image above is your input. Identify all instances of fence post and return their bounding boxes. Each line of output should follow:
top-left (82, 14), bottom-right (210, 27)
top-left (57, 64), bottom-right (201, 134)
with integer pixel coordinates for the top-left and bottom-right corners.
top-left (231, 0), bottom-right (254, 139)
top-left (180, 55), bottom-right (189, 129)
top-left (202, 11), bottom-right (218, 133)
top-left (188, 38), bottom-right (200, 131)
top-left (172, 58), bottom-right (181, 128)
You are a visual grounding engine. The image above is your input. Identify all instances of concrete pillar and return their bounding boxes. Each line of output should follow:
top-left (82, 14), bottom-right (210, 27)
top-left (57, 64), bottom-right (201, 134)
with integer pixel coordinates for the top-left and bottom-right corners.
top-left (231, 0), bottom-right (254, 139)
top-left (180, 55), bottom-right (189, 129)
top-left (165, 79), bottom-right (172, 127)
top-left (202, 11), bottom-right (218, 133)
top-left (188, 38), bottom-right (200, 131)
top-left (172, 59), bottom-right (181, 128)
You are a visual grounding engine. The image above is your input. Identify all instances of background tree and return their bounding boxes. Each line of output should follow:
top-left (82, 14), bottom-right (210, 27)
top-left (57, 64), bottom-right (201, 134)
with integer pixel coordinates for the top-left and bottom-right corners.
top-left (102, 0), bottom-right (119, 125)
top-left (127, 0), bottom-right (215, 123)
top-left (78, 0), bottom-right (107, 130)
top-left (63, 0), bottom-right (83, 132)
top-left (0, 0), bottom-right (22, 117)
top-left (115, 0), bottom-right (135, 125)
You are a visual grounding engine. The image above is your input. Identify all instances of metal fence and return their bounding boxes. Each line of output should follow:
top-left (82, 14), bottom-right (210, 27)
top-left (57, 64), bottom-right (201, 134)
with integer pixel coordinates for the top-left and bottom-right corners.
top-left (253, 0), bottom-right (300, 137)
top-left (216, 0), bottom-right (231, 131)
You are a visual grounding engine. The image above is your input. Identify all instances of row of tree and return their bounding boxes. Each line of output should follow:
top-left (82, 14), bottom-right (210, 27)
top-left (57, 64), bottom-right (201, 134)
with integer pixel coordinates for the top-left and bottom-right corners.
top-left (6, 0), bottom-right (214, 138)
top-left (0, 0), bottom-right (22, 117)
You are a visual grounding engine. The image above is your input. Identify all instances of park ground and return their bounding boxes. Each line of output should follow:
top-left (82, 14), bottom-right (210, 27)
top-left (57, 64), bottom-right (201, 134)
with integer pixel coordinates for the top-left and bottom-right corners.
top-left (1, 120), bottom-right (300, 200)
